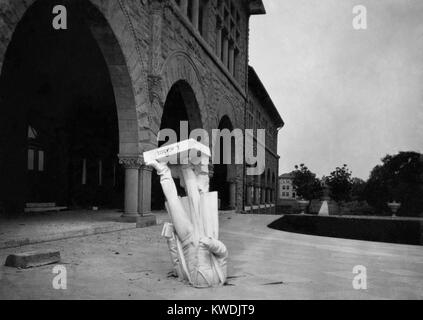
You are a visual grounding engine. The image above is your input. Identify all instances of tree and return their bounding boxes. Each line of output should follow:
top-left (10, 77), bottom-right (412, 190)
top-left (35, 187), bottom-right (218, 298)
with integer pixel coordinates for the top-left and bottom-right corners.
top-left (350, 177), bottom-right (366, 201)
top-left (326, 164), bottom-right (353, 202)
top-left (365, 152), bottom-right (423, 217)
top-left (292, 164), bottom-right (323, 201)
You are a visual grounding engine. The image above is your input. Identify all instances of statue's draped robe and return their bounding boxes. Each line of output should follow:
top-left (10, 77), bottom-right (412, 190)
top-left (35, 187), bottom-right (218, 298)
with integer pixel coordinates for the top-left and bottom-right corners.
top-left (164, 191), bottom-right (225, 286)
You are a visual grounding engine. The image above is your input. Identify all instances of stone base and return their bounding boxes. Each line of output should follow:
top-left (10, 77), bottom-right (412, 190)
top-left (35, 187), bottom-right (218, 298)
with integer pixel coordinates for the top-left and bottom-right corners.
top-left (136, 214), bottom-right (157, 228)
top-left (119, 214), bottom-right (158, 227)
top-left (119, 214), bottom-right (157, 225)
top-left (119, 214), bottom-right (140, 223)
top-left (5, 250), bottom-right (61, 269)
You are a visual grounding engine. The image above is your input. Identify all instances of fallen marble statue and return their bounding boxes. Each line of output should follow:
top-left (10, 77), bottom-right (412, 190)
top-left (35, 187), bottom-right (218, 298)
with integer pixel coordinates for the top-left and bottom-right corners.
top-left (144, 140), bottom-right (228, 288)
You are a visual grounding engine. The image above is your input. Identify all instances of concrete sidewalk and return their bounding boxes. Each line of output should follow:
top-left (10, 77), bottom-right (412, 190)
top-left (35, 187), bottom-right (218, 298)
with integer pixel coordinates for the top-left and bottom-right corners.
top-left (0, 210), bottom-right (167, 249)
top-left (1, 213), bottom-right (423, 300)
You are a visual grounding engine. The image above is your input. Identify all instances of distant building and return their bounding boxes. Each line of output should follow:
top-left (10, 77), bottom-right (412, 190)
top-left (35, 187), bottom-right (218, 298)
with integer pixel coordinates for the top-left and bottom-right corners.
top-left (244, 66), bottom-right (284, 214)
top-left (279, 173), bottom-right (297, 200)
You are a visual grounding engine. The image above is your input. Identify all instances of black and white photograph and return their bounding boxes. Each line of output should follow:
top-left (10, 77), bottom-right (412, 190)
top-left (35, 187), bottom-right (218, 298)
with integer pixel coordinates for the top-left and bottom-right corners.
top-left (0, 0), bottom-right (422, 305)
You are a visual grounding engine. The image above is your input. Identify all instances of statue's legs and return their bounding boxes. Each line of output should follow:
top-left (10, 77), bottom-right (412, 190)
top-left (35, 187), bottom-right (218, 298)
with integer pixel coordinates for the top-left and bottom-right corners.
top-left (181, 166), bottom-right (203, 238)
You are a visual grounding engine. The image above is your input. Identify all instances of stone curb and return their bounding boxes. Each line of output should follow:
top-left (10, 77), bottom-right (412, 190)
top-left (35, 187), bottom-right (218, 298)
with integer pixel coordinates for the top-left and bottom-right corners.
top-left (0, 222), bottom-right (153, 250)
top-left (5, 250), bottom-right (61, 269)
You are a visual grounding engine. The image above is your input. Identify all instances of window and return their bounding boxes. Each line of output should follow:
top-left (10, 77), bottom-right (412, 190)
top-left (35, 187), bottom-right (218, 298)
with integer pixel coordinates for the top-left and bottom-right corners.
top-left (38, 151), bottom-right (44, 172)
top-left (215, 0), bottom-right (241, 78)
top-left (98, 160), bottom-right (103, 186)
top-left (28, 149), bottom-right (35, 171)
top-left (175, 0), bottom-right (209, 39)
top-left (82, 159), bottom-right (87, 185)
top-left (234, 48), bottom-right (239, 79)
top-left (247, 112), bottom-right (254, 129)
top-left (27, 149), bottom-right (44, 172)
top-left (27, 126), bottom-right (45, 173)
top-left (198, 0), bottom-right (207, 37)
top-left (187, 0), bottom-right (193, 20)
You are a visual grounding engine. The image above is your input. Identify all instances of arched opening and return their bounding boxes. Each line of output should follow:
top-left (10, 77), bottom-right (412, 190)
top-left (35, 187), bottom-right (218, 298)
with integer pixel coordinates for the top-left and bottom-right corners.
top-left (210, 115), bottom-right (235, 210)
top-left (0, 0), bottom-right (135, 214)
top-left (255, 174), bottom-right (260, 205)
top-left (260, 171), bottom-right (266, 204)
top-left (267, 169), bottom-right (271, 203)
top-left (151, 80), bottom-right (203, 210)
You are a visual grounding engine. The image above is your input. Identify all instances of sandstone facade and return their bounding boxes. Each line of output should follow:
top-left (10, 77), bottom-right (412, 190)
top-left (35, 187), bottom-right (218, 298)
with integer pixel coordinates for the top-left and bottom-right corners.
top-left (0, 0), bottom-right (282, 216)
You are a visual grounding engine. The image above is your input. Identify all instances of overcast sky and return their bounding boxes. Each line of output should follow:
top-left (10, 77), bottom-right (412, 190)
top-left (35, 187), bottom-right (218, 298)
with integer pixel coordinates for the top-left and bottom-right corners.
top-left (250, 0), bottom-right (423, 179)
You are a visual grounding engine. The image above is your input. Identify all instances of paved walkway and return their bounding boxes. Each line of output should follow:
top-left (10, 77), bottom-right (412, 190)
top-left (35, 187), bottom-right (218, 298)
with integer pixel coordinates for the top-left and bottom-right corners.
top-left (0, 214), bottom-right (422, 299)
top-left (0, 210), bottom-right (169, 249)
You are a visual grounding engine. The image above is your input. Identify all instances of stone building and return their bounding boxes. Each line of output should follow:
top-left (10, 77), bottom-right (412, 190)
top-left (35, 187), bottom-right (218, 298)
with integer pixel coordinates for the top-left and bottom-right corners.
top-left (0, 0), bottom-right (282, 219)
top-left (244, 67), bottom-right (284, 214)
top-left (279, 173), bottom-right (297, 200)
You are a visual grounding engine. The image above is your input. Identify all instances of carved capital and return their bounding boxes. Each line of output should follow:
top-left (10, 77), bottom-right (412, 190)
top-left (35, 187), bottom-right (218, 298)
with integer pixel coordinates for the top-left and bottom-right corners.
top-left (119, 155), bottom-right (143, 169)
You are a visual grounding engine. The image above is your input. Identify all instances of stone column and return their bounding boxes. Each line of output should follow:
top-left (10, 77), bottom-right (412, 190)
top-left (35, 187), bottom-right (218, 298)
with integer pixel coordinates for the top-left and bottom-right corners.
top-left (192, 0), bottom-right (200, 29)
top-left (181, 0), bottom-right (188, 15)
top-left (229, 180), bottom-right (237, 210)
top-left (138, 165), bottom-right (153, 216)
top-left (119, 156), bottom-right (141, 222)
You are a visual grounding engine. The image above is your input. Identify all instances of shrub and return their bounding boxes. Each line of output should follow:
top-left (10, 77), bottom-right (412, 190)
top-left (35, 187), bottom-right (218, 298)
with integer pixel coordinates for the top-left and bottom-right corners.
top-left (365, 152), bottom-right (423, 217)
